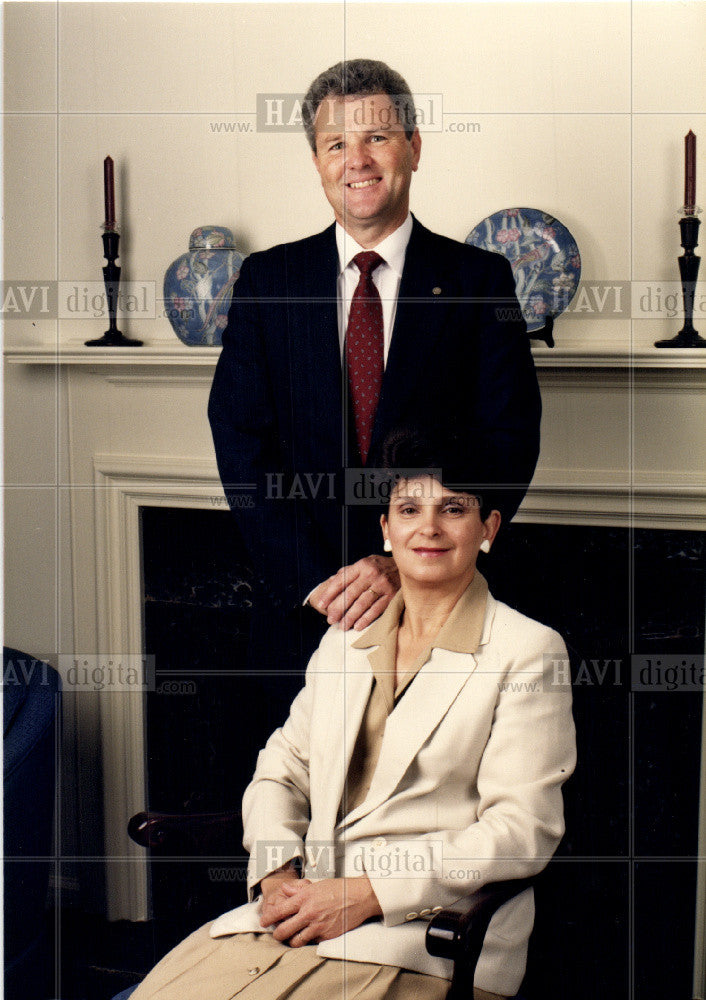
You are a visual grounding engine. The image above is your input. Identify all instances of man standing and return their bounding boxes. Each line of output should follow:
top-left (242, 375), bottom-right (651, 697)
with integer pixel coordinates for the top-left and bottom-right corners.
top-left (208, 58), bottom-right (540, 673)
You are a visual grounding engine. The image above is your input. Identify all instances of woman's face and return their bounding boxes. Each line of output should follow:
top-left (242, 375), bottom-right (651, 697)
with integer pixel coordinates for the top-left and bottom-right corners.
top-left (380, 476), bottom-right (500, 588)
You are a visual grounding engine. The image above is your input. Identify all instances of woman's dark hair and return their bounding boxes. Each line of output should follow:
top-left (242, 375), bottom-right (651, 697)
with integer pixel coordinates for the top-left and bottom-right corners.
top-left (379, 426), bottom-right (496, 522)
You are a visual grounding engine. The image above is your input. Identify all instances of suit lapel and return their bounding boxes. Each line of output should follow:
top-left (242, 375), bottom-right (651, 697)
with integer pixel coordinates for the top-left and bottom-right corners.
top-left (370, 217), bottom-right (454, 458)
top-left (337, 647), bottom-right (478, 831)
top-left (284, 225), bottom-right (343, 463)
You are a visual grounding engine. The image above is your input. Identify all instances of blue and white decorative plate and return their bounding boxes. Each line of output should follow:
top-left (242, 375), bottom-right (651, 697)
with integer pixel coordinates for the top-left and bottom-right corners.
top-left (466, 208), bottom-right (581, 337)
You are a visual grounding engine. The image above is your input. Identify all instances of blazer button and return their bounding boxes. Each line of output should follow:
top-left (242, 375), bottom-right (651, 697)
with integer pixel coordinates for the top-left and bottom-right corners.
top-left (405, 912), bottom-right (418, 921)
top-left (248, 967), bottom-right (260, 976)
top-left (419, 908), bottom-right (431, 918)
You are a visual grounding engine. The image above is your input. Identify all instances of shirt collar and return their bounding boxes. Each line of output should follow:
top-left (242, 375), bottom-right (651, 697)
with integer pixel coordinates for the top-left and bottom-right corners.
top-left (351, 571), bottom-right (489, 656)
top-left (335, 212), bottom-right (413, 278)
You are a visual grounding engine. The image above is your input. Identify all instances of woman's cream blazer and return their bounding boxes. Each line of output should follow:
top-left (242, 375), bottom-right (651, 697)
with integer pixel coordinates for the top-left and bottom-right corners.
top-left (211, 589), bottom-right (576, 997)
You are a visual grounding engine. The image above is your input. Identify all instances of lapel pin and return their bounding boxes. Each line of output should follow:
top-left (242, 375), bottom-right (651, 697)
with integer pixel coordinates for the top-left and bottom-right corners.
top-left (432, 286), bottom-right (442, 296)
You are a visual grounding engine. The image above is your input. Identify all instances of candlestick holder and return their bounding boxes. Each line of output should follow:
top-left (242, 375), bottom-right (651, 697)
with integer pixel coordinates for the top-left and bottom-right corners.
top-left (85, 230), bottom-right (143, 347)
top-left (655, 211), bottom-right (705, 347)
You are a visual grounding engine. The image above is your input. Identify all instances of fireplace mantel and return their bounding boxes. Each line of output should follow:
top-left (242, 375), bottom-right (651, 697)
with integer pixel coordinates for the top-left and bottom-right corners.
top-left (7, 338), bottom-right (706, 372)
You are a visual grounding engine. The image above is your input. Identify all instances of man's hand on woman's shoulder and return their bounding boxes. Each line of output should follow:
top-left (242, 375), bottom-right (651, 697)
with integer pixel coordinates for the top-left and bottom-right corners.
top-left (309, 556), bottom-right (400, 631)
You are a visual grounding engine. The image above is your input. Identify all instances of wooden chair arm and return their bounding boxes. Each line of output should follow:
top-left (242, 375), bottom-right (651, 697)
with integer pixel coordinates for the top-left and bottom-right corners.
top-left (426, 877), bottom-right (534, 999)
top-left (127, 809), bottom-right (242, 854)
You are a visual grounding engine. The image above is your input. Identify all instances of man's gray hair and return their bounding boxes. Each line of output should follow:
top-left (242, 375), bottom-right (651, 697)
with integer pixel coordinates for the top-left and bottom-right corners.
top-left (302, 59), bottom-right (416, 152)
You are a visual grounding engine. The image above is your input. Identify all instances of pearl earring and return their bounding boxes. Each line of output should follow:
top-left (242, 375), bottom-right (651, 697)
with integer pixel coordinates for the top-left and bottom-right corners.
top-left (383, 538), bottom-right (392, 553)
top-left (480, 539), bottom-right (491, 554)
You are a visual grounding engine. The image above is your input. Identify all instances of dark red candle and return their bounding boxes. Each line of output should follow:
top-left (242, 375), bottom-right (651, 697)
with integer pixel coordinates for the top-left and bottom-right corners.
top-left (104, 155), bottom-right (116, 230)
top-left (685, 131), bottom-right (696, 214)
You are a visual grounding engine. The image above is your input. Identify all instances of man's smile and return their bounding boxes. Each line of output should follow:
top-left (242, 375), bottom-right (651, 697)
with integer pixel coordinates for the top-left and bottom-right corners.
top-left (347, 178), bottom-right (382, 189)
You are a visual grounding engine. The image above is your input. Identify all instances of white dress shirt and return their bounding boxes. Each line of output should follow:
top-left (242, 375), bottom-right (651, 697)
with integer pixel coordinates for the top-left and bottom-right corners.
top-left (302, 214), bottom-right (413, 606)
top-left (335, 213), bottom-right (413, 365)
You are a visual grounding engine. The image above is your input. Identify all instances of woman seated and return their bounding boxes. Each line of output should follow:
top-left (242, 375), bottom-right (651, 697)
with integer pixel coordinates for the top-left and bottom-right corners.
top-left (132, 429), bottom-right (576, 1000)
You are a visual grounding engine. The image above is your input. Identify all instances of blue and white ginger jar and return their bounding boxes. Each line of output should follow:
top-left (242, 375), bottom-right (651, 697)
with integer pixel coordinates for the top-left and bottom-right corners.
top-left (164, 226), bottom-right (245, 346)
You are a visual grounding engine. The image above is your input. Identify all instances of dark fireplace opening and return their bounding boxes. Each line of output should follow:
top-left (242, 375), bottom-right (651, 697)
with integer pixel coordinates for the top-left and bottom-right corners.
top-left (141, 507), bottom-right (704, 1000)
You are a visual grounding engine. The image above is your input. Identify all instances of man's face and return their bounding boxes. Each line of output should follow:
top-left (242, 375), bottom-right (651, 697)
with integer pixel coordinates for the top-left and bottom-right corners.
top-left (312, 93), bottom-right (421, 246)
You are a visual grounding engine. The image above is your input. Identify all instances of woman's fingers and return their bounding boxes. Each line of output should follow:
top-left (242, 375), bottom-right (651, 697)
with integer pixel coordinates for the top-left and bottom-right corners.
top-left (271, 912), bottom-right (312, 945)
top-left (260, 891), bottom-right (299, 926)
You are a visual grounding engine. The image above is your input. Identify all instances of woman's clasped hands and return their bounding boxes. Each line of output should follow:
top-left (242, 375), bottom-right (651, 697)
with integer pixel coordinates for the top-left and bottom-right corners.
top-left (260, 869), bottom-right (382, 947)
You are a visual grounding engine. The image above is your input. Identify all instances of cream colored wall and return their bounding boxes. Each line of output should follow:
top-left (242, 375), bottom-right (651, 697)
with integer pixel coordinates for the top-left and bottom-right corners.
top-left (4, 1), bottom-right (704, 350)
top-left (4, 0), bottom-right (706, 920)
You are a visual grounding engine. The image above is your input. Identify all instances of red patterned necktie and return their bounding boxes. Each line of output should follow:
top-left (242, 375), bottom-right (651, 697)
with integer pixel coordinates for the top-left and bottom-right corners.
top-left (345, 251), bottom-right (384, 465)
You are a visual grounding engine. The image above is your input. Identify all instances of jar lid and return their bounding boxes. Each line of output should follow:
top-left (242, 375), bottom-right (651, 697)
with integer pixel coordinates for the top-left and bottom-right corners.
top-left (189, 226), bottom-right (236, 250)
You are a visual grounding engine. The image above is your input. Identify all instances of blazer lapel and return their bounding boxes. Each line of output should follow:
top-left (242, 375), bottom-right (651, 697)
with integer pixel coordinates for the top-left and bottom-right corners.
top-left (314, 640), bottom-right (374, 837)
top-left (337, 647), bottom-right (478, 831)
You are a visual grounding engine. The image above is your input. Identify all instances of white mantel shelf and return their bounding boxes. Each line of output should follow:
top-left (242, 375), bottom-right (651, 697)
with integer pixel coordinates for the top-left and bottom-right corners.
top-left (531, 345), bottom-right (706, 369)
top-left (4, 341), bottom-right (222, 366)
top-left (6, 339), bottom-right (706, 369)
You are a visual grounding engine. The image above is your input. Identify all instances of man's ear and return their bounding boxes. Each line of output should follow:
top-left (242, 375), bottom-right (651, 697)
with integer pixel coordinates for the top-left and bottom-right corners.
top-left (411, 129), bottom-right (421, 172)
top-left (311, 149), bottom-right (321, 175)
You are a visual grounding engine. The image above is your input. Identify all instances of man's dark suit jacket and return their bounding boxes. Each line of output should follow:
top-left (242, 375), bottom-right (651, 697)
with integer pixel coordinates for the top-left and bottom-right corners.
top-left (208, 216), bottom-right (540, 658)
